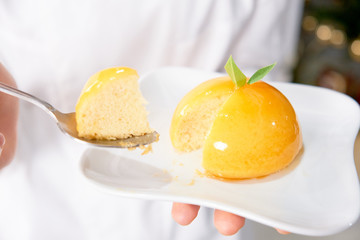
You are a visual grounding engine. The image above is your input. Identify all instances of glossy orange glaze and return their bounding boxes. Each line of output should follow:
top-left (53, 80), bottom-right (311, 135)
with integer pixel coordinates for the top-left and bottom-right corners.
top-left (203, 81), bottom-right (302, 179)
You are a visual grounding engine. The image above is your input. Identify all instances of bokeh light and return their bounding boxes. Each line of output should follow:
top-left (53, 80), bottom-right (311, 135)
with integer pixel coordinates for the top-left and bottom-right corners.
top-left (302, 15), bottom-right (318, 31)
top-left (316, 25), bottom-right (332, 41)
top-left (330, 29), bottom-right (346, 46)
top-left (350, 39), bottom-right (360, 56)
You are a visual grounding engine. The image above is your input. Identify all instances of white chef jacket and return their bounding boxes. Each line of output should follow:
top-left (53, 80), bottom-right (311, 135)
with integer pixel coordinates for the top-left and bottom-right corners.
top-left (0, 1), bottom-right (304, 239)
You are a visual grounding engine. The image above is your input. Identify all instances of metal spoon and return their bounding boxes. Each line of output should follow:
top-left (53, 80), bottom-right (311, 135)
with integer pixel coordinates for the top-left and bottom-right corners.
top-left (0, 82), bottom-right (158, 148)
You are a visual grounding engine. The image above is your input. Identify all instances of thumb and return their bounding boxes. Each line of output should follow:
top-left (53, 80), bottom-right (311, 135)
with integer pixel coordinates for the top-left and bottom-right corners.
top-left (0, 133), bottom-right (5, 155)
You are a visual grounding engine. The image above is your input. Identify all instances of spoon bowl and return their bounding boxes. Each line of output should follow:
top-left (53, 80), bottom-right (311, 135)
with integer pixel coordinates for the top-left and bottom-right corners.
top-left (0, 82), bottom-right (158, 148)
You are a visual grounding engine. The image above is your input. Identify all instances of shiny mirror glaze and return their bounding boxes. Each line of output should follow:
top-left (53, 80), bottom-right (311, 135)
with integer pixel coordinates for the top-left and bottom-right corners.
top-left (170, 76), bottom-right (302, 179)
top-left (203, 81), bottom-right (302, 179)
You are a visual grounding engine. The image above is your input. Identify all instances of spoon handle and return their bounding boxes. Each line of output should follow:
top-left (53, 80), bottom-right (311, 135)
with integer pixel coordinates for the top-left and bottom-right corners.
top-left (0, 82), bottom-right (57, 117)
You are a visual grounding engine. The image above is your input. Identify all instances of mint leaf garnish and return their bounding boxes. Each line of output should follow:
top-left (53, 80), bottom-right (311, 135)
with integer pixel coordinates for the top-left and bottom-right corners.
top-left (224, 55), bottom-right (247, 88)
top-left (248, 63), bottom-right (276, 84)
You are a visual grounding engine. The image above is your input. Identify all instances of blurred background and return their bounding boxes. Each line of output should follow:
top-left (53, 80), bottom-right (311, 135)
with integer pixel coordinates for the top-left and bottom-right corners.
top-left (294, 0), bottom-right (360, 176)
top-left (294, 0), bottom-right (360, 103)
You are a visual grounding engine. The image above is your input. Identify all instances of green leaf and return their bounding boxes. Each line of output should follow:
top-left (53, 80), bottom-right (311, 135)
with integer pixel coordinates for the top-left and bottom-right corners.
top-left (248, 63), bottom-right (276, 84)
top-left (224, 55), bottom-right (247, 88)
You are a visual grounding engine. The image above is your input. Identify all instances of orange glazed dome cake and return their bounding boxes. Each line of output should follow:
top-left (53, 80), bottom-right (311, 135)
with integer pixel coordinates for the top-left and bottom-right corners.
top-left (76, 67), bottom-right (153, 140)
top-left (170, 56), bottom-right (303, 179)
